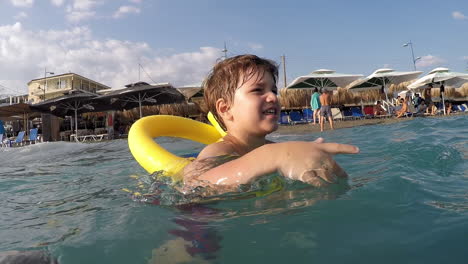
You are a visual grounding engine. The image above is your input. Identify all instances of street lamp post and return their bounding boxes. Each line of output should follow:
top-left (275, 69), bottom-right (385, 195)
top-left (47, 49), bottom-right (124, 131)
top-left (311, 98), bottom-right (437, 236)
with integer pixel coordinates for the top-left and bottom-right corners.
top-left (402, 41), bottom-right (421, 71)
top-left (43, 68), bottom-right (54, 102)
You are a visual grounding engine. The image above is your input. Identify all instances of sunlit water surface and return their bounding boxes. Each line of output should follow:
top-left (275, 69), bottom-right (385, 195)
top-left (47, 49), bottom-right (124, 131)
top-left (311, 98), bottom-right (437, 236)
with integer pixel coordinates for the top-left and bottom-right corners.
top-left (0, 115), bottom-right (467, 263)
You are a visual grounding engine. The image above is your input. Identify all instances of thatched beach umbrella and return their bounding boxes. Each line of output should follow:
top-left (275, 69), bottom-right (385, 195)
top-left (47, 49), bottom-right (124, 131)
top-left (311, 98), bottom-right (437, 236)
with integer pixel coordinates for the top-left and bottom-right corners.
top-left (32, 93), bottom-right (99, 141)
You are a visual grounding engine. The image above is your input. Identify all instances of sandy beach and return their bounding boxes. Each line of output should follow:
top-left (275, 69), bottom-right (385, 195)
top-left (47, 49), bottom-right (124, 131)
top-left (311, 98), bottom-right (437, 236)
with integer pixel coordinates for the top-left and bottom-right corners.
top-left (274, 113), bottom-right (467, 135)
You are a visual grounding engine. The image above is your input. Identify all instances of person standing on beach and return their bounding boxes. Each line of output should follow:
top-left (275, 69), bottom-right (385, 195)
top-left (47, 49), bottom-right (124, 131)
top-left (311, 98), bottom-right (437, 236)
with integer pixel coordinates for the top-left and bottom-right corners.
top-left (310, 88), bottom-right (321, 124)
top-left (319, 89), bottom-right (334, 132)
top-left (424, 84), bottom-right (433, 106)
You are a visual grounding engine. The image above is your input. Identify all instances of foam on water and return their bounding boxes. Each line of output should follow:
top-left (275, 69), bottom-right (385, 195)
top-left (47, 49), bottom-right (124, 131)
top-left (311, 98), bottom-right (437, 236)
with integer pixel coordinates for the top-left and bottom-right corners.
top-left (0, 115), bottom-right (467, 263)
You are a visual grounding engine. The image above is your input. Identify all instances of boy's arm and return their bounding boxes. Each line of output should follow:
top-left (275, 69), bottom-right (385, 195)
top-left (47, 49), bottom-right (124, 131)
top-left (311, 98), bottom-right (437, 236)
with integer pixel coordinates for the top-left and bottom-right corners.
top-left (196, 141), bottom-right (358, 187)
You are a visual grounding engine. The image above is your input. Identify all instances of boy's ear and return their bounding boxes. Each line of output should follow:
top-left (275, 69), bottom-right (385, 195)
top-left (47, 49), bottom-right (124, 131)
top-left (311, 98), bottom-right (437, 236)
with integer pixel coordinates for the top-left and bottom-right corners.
top-left (215, 98), bottom-right (233, 121)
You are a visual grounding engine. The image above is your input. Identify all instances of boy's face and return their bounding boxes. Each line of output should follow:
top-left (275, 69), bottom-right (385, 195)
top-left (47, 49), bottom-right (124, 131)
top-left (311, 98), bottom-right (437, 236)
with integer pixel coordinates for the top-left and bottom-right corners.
top-left (227, 70), bottom-right (280, 136)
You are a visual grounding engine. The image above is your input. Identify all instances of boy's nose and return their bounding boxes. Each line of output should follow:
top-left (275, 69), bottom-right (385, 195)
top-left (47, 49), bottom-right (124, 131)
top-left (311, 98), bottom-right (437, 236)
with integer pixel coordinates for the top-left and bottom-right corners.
top-left (265, 91), bottom-right (277, 102)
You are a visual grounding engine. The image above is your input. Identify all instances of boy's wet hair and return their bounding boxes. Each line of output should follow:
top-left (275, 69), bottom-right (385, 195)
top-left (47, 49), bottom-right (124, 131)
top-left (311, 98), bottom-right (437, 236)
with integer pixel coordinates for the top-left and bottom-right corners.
top-left (203, 54), bottom-right (279, 130)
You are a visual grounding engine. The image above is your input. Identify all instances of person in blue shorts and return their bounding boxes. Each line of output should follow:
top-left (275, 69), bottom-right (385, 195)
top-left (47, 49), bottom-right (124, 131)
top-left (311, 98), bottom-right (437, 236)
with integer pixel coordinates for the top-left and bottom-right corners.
top-left (319, 89), bottom-right (334, 132)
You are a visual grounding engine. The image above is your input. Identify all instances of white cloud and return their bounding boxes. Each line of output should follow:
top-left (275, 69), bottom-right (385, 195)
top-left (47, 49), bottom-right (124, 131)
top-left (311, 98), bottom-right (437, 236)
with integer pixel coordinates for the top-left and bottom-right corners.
top-left (14, 11), bottom-right (28, 20)
top-left (113, 5), bottom-right (141, 18)
top-left (51, 0), bottom-right (65, 7)
top-left (10, 0), bottom-right (34, 8)
top-left (67, 10), bottom-right (96, 23)
top-left (0, 22), bottom-right (221, 95)
top-left (462, 56), bottom-right (468, 61)
top-left (247, 42), bottom-right (263, 51)
top-left (72, 0), bottom-right (99, 10)
top-left (452, 11), bottom-right (467, 20)
top-left (65, 0), bottom-right (103, 23)
top-left (416, 55), bottom-right (446, 68)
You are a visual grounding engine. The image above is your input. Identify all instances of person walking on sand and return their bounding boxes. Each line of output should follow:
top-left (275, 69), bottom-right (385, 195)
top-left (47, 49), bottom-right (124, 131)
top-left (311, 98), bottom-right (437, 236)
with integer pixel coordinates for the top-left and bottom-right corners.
top-left (319, 89), bottom-right (334, 132)
top-left (310, 88), bottom-right (321, 124)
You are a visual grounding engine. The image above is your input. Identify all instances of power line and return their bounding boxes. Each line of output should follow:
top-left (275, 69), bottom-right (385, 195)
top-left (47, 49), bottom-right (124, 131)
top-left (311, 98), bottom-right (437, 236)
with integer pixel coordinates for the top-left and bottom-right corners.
top-left (138, 63), bottom-right (157, 84)
top-left (0, 83), bottom-right (21, 96)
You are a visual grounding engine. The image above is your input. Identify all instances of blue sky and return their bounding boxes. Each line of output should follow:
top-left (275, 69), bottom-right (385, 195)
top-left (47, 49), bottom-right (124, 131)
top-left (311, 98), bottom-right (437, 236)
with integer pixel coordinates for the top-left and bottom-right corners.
top-left (0, 0), bottom-right (467, 95)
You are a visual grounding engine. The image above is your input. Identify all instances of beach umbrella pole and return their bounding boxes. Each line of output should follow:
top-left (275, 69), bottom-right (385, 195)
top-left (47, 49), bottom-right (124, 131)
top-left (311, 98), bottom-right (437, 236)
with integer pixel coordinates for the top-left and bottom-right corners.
top-left (74, 106), bottom-right (78, 142)
top-left (382, 78), bottom-right (390, 112)
top-left (441, 92), bottom-right (446, 115)
top-left (138, 93), bottom-right (142, 118)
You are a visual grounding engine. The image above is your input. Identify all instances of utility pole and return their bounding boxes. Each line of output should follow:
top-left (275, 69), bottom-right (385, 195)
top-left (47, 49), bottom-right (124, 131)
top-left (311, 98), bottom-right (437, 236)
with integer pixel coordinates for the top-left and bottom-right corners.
top-left (281, 55), bottom-right (287, 88)
top-left (221, 42), bottom-right (228, 59)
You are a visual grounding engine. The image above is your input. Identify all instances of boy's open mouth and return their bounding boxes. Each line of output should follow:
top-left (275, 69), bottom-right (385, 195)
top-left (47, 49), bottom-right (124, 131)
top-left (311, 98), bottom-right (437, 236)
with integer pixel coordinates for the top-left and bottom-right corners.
top-left (262, 108), bottom-right (278, 115)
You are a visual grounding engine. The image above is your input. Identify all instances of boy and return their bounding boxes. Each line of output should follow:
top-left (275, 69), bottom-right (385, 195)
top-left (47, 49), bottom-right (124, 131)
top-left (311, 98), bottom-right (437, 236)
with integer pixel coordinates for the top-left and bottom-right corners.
top-left (182, 55), bottom-right (359, 195)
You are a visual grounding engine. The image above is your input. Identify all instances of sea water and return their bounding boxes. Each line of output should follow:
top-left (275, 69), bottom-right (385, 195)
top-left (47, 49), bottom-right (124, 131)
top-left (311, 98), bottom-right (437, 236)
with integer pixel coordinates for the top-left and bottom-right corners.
top-left (0, 115), bottom-right (466, 263)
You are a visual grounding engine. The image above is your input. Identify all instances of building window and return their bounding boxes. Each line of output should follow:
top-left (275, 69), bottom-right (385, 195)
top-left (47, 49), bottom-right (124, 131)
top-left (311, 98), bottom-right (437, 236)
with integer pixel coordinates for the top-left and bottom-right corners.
top-left (56, 80), bottom-right (67, 89)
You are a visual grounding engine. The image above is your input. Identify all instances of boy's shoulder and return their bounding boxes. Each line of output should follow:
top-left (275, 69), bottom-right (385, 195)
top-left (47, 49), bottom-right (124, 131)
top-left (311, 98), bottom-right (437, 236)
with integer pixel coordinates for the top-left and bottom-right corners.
top-left (197, 140), bottom-right (237, 160)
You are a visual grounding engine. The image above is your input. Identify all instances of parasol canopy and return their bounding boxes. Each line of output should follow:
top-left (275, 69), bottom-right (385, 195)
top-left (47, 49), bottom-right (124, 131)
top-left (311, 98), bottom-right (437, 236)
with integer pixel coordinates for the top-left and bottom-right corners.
top-left (347, 68), bottom-right (422, 111)
top-left (407, 67), bottom-right (468, 90)
top-left (0, 103), bottom-right (37, 118)
top-left (407, 67), bottom-right (468, 114)
top-left (94, 82), bottom-right (186, 118)
top-left (286, 69), bottom-right (363, 91)
top-left (347, 69), bottom-right (422, 92)
top-left (32, 93), bottom-right (99, 141)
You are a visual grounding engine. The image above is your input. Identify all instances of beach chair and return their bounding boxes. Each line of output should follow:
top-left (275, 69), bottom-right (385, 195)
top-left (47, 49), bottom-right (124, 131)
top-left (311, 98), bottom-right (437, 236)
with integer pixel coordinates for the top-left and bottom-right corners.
top-left (302, 109), bottom-right (314, 123)
top-left (27, 128), bottom-right (39, 144)
top-left (331, 108), bottom-right (343, 121)
top-left (289, 111), bottom-right (307, 125)
top-left (351, 107), bottom-right (365, 119)
top-left (363, 106), bottom-right (374, 118)
top-left (458, 104), bottom-right (467, 112)
top-left (11, 131), bottom-right (25, 147)
top-left (462, 104), bottom-right (468, 112)
top-left (342, 108), bottom-right (354, 120)
top-left (434, 103), bottom-right (444, 115)
top-left (0, 134), bottom-right (5, 148)
top-left (278, 111), bottom-right (290, 125)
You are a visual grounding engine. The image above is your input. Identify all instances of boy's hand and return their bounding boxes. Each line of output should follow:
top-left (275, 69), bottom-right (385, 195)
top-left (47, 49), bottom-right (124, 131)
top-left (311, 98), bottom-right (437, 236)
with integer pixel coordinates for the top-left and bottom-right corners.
top-left (278, 142), bottom-right (359, 187)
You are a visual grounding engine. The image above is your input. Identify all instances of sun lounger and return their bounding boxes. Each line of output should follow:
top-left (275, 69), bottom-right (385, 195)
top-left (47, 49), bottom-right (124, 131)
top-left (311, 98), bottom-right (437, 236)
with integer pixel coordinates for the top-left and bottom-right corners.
top-left (331, 108), bottom-right (343, 121)
top-left (0, 134), bottom-right (5, 148)
top-left (351, 107), bottom-right (365, 119)
top-left (289, 111), bottom-right (308, 125)
top-left (363, 106), bottom-right (374, 118)
top-left (342, 108), bottom-right (355, 120)
top-left (26, 128), bottom-right (39, 144)
top-left (278, 111), bottom-right (290, 125)
top-left (10, 131), bottom-right (25, 147)
top-left (458, 104), bottom-right (467, 112)
top-left (73, 134), bottom-right (109, 142)
top-left (302, 109), bottom-right (314, 123)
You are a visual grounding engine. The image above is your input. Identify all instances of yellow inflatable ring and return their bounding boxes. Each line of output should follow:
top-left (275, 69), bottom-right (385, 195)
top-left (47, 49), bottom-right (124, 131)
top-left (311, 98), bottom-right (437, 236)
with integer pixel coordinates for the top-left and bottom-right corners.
top-left (128, 114), bottom-right (284, 196)
top-left (128, 115), bottom-right (223, 182)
